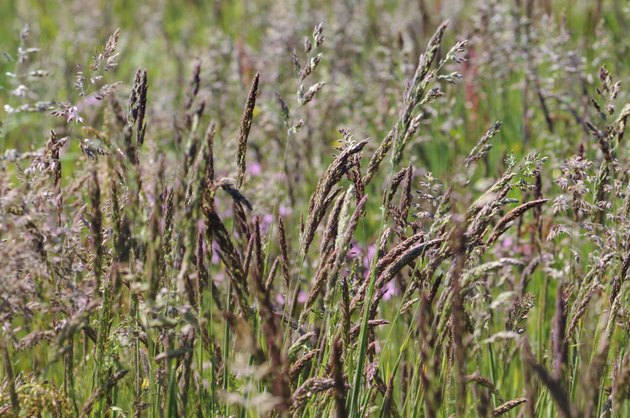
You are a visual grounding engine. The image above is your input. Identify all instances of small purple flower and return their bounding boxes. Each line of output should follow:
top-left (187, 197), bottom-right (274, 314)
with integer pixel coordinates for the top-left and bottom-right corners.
top-left (276, 293), bottom-right (286, 305)
top-left (197, 218), bottom-right (206, 234)
top-left (213, 271), bottom-right (225, 283)
top-left (382, 280), bottom-right (397, 301)
top-left (348, 240), bottom-right (363, 259)
top-left (211, 241), bottom-right (221, 265)
top-left (275, 292), bottom-right (308, 305)
top-left (248, 161), bottom-right (262, 176)
top-left (498, 237), bottom-right (532, 257)
top-left (260, 213), bottom-right (274, 235)
top-left (278, 205), bottom-right (292, 217)
top-left (297, 291), bottom-right (308, 304)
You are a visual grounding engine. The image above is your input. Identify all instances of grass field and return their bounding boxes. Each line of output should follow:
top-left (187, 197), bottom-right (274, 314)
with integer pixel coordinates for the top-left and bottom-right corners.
top-left (1, 0), bottom-right (629, 417)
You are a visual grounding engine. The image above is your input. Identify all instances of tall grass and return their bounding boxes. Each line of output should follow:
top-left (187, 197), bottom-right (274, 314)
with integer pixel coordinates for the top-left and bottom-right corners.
top-left (1, 0), bottom-right (629, 417)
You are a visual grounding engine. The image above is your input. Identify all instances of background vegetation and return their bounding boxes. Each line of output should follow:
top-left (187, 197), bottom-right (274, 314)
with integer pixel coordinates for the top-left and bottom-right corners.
top-left (1, 0), bottom-right (629, 417)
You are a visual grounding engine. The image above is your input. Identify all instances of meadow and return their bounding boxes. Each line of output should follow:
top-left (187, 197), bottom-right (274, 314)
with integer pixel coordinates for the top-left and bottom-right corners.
top-left (0, 0), bottom-right (629, 416)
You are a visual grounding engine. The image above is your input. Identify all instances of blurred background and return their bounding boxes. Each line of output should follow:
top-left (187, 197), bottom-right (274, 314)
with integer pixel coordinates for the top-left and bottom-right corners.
top-left (1, 0), bottom-right (629, 178)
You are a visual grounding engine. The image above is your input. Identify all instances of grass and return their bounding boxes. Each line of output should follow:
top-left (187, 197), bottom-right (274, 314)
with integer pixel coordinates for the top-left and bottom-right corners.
top-left (0, 0), bottom-right (629, 417)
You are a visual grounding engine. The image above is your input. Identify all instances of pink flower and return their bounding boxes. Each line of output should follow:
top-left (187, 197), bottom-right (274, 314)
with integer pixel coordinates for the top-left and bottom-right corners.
top-left (382, 280), bottom-right (397, 301)
top-left (213, 271), bottom-right (225, 283)
top-left (276, 293), bottom-right (286, 305)
top-left (260, 206), bottom-right (292, 235)
top-left (211, 241), bottom-right (221, 265)
top-left (197, 218), bottom-right (206, 234)
top-left (348, 240), bottom-right (365, 259)
top-left (260, 213), bottom-right (274, 235)
top-left (275, 291), bottom-right (308, 305)
top-left (347, 241), bottom-right (377, 271)
top-left (278, 205), bottom-right (292, 217)
top-left (499, 237), bottom-right (533, 257)
top-left (297, 291), bottom-right (308, 304)
top-left (248, 161), bottom-right (262, 176)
